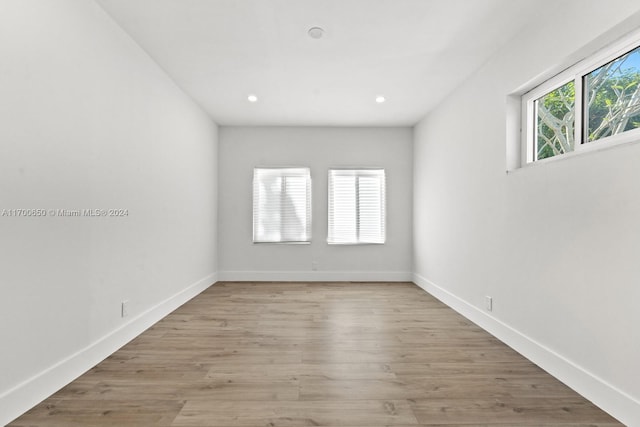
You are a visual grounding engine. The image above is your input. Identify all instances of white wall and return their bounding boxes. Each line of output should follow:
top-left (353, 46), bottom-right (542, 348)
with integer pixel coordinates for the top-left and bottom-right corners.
top-left (218, 126), bottom-right (412, 281)
top-left (413, 1), bottom-right (640, 424)
top-left (0, 1), bottom-right (218, 424)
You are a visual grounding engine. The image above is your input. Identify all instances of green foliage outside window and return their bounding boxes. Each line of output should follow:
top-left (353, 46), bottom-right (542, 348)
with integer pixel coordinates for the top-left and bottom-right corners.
top-left (535, 46), bottom-right (640, 161)
top-left (535, 81), bottom-right (575, 160)
top-left (586, 46), bottom-right (640, 142)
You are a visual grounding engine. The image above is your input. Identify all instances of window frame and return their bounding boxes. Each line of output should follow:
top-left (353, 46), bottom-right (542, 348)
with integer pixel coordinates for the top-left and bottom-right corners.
top-left (327, 168), bottom-right (386, 245)
top-left (522, 30), bottom-right (640, 165)
top-left (252, 167), bottom-right (312, 244)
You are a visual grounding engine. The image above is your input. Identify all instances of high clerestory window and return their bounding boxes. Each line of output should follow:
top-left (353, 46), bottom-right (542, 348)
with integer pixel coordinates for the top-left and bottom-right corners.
top-left (522, 32), bottom-right (640, 163)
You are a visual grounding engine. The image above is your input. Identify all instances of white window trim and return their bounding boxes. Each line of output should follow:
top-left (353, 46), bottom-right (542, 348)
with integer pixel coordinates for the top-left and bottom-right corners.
top-left (252, 167), bottom-right (312, 244)
top-left (521, 28), bottom-right (640, 166)
top-left (327, 168), bottom-right (386, 245)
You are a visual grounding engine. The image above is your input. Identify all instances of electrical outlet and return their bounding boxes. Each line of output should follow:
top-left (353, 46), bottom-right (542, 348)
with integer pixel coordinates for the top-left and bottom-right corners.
top-left (312, 261), bottom-right (318, 271)
top-left (485, 296), bottom-right (493, 312)
top-left (121, 300), bottom-right (129, 318)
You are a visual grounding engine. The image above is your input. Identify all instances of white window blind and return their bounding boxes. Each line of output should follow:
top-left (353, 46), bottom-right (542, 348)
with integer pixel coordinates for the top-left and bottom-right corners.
top-left (253, 167), bottom-right (311, 243)
top-left (328, 169), bottom-right (385, 244)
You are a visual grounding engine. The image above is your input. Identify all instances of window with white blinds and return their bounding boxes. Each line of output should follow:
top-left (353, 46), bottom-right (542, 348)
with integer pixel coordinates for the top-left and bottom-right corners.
top-left (328, 169), bottom-right (385, 244)
top-left (253, 167), bottom-right (311, 243)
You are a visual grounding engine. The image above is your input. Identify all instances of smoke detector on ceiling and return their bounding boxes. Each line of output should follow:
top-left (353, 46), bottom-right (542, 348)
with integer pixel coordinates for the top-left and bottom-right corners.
top-left (308, 27), bottom-right (324, 39)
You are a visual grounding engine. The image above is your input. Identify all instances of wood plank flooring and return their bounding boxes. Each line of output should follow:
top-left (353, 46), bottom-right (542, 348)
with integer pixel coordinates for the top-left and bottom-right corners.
top-left (9, 282), bottom-right (623, 426)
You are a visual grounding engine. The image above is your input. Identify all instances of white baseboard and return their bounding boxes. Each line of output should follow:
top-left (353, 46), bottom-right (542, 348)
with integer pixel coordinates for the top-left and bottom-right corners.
top-left (0, 272), bottom-right (218, 426)
top-left (7, 272), bottom-right (636, 425)
top-left (412, 273), bottom-right (640, 426)
top-left (218, 270), bottom-right (413, 282)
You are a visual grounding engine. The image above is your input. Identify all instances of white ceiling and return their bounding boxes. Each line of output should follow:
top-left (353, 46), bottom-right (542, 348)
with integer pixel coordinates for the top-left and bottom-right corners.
top-left (96, 0), bottom-right (545, 126)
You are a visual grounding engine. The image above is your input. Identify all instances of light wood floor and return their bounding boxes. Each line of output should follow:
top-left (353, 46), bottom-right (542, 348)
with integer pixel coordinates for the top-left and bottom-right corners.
top-left (10, 282), bottom-right (622, 426)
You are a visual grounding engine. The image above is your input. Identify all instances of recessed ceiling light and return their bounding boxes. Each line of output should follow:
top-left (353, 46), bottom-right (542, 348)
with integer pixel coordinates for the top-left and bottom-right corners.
top-left (247, 94), bottom-right (258, 103)
top-left (308, 27), bottom-right (324, 39)
top-left (376, 95), bottom-right (386, 103)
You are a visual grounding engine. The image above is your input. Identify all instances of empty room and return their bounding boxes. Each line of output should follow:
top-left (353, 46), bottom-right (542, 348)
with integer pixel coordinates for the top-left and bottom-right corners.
top-left (1, 0), bottom-right (640, 425)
